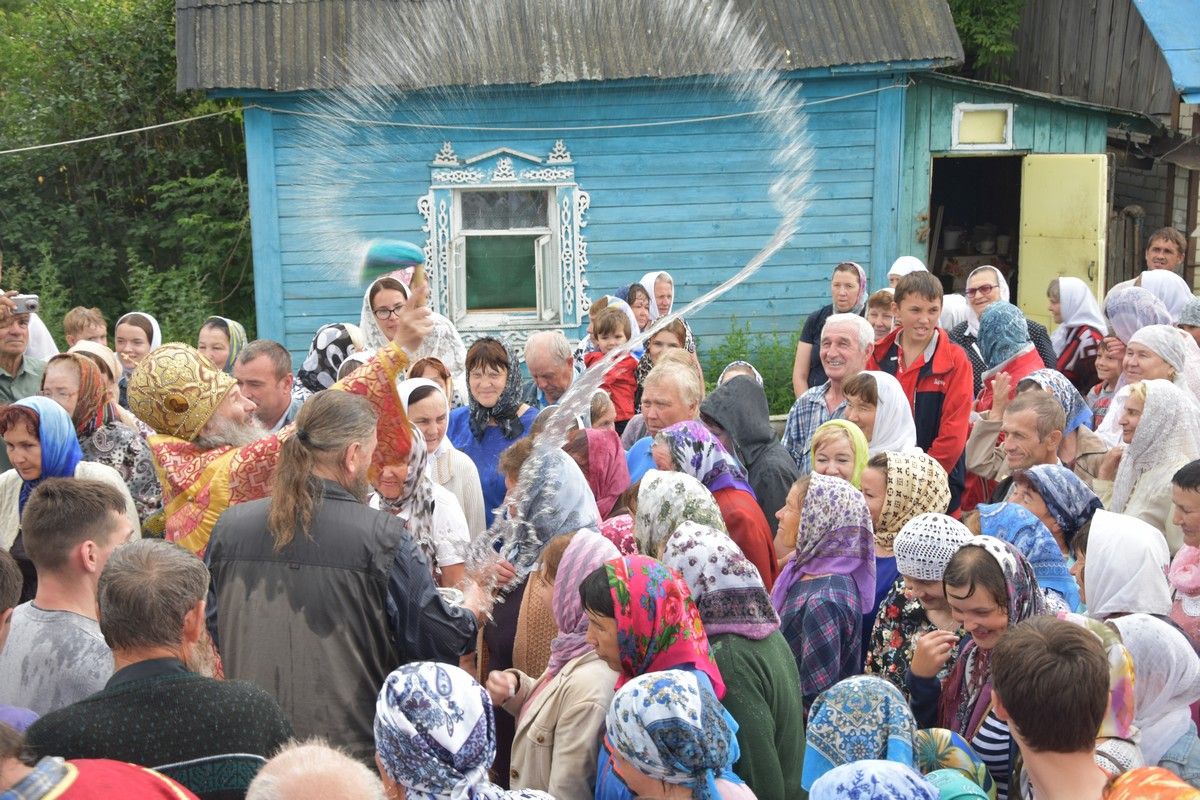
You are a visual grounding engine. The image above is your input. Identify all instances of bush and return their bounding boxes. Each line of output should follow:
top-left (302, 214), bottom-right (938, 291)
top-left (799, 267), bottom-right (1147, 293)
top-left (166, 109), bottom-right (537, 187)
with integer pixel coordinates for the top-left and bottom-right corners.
top-left (701, 319), bottom-right (799, 415)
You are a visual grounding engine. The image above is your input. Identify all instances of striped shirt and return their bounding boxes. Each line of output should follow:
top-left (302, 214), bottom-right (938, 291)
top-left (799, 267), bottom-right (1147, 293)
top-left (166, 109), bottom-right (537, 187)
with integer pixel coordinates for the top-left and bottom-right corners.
top-left (972, 711), bottom-right (1012, 800)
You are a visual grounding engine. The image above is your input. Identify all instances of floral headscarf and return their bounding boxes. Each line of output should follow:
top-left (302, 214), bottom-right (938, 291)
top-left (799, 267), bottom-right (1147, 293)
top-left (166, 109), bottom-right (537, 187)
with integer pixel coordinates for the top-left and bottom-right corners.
top-left (1111, 614), bottom-right (1200, 765)
top-left (811, 762), bottom-right (939, 800)
top-left (634, 470), bottom-right (727, 556)
top-left (978, 302), bottom-right (1031, 369)
top-left (937, 536), bottom-right (1048, 738)
top-left (802, 675), bottom-right (918, 790)
top-left (874, 452), bottom-right (950, 551)
top-left (375, 423), bottom-right (438, 573)
top-left (45, 353), bottom-right (114, 437)
top-left (374, 662), bottom-right (553, 800)
top-left (1016, 464), bottom-right (1101, 549)
top-left (201, 316), bottom-right (248, 373)
top-left (296, 323), bottom-right (363, 396)
top-left (654, 420), bottom-right (756, 497)
top-left (567, 428), bottom-right (629, 519)
top-left (770, 473), bottom-right (875, 614)
top-left (599, 514), bottom-right (637, 555)
top-left (1085, 510), bottom-right (1172, 618)
top-left (661, 521), bottom-right (779, 640)
top-left (605, 670), bottom-right (739, 800)
top-left (12, 397), bottom-right (84, 516)
top-left (466, 338), bottom-right (525, 442)
top-left (1020, 369), bottom-right (1094, 434)
top-left (915, 729), bottom-right (997, 800)
top-left (809, 419), bottom-right (869, 489)
top-left (978, 503), bottom-right (1079, 611)
top-left (1112, 379), bottom-right (1200, 513)
top-left (602, 555), bottom-right (725, 697)
top-left (1056, 611), bottom-right (1137, 741)
top-left (1103, 767), bottom-right (1200, 799)
top-left (547, 529), bottom-right (619, 676)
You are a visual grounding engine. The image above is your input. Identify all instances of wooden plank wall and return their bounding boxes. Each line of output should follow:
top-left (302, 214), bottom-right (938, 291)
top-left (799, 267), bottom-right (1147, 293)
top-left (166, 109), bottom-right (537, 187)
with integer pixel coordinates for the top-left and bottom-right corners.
top-left (997, 0), bottom-right (1176, 117)
top-left (897, 79), bottom-right (1111, 258)
top-left (244, 74), bottom-right (905, 364)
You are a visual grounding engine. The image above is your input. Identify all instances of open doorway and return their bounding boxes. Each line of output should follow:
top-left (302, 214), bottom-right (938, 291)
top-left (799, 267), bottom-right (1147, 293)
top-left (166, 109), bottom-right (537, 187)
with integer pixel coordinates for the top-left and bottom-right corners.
top-left (928, 155), bottom-right (1022, 298)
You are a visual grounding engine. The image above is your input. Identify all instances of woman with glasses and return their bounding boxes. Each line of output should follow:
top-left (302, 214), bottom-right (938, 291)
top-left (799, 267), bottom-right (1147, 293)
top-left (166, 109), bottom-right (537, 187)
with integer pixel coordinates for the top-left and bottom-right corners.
top-left (792, 261), bottom-right (868, 396)
top-left (948, 266), bottom-right (1056, 395)
top-left (446, 337), bottom-right (537, 528)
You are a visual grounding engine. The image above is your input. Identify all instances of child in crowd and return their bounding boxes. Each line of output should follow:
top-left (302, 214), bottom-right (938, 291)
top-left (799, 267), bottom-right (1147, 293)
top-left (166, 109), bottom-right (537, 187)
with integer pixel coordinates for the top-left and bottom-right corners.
top-left (584, 307), bottom-right (639, 432)
top-left (868, 271), bottom-right (973, 512)
top-left (1086, 336), bottom-right (1124, 429)
top-left (866, 289), bottom-right (897, 342)
top-left (62, 306), bottom-right (107, 348)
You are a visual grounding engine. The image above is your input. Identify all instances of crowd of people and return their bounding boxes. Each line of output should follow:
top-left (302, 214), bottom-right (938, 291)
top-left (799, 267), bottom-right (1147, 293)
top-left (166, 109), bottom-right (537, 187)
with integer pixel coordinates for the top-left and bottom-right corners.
top-left (0, 231), bottom-right (1199, 799)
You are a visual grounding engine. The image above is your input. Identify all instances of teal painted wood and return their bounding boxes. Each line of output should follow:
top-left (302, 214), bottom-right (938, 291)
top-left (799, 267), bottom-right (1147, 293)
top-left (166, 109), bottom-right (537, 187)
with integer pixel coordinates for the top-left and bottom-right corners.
top-left (243, 73), bottom-right (913, 366)
top-left (243, 107), bottom-right (285, 343)
top-left (896, 76), bottom-right (1116, 260)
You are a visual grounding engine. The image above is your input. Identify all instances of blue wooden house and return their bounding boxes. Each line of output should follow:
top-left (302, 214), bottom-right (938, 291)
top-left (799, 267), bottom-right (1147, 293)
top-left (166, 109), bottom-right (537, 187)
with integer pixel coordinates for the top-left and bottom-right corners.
top-left (175, 0), bottom-right (963, 362)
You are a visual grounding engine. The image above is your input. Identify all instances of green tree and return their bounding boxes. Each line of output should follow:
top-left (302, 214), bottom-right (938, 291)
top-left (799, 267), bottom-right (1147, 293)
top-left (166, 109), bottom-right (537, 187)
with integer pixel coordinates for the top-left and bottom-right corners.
top-left (948, 0), bottom-right (1026, 79)
top-left (0, 0), bottom-right (252, 344)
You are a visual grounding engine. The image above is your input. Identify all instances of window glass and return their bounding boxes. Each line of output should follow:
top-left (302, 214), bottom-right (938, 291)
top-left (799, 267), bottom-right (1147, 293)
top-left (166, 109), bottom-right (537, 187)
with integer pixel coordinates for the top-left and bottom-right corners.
top-left (465, 235), bottom-right (538, 310)
top-left (461, 190), bottom-right (548, 230)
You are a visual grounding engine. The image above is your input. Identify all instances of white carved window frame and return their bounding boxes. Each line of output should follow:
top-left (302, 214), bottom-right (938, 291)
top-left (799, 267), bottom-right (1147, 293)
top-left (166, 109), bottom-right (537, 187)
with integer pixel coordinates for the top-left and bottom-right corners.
top-left (418, 140), bottom-right (591, 346)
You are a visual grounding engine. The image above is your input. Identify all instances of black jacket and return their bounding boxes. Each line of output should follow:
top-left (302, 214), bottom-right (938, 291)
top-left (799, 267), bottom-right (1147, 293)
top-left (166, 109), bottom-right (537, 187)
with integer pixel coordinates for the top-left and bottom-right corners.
top-left (206, 479), bottom-right (477, 761)
top-left (700, 376), bottom-right (797, 534)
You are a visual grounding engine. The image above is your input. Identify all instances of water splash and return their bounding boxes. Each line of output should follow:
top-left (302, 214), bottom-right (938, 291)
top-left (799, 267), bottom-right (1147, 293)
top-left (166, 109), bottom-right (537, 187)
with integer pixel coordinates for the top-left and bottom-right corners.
top-left (285, 0), bottom-right (813, 600)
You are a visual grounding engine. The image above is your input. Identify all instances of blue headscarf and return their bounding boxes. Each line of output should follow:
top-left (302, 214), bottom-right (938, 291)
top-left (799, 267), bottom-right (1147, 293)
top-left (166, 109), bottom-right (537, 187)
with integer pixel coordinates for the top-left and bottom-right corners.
top-left (1020, 369), bottom-right (1094, 435)
top-left (977, 302), bottom-right (1030, 368)
top-left (803, 675), bottom-right (918, 790)
top-left (12, 396), bottom-right (84, 515)
top-left (1017, 465), bottom-right (1102, 549)
top-left (810, 761), bottom-right (939, 800)
top-left (978, 502), bottom-right (1080, 611)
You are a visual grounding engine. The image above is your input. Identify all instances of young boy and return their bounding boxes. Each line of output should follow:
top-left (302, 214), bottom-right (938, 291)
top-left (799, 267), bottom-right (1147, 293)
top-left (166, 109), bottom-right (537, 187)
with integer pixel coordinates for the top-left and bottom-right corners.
top-left (583, 307), bottom-right (639, 431)
top-left (865, 289), bottom-right (896, 342)
top-left (991, 616), bottom-right (1111, 800)
top-left (868, 271), bottom-right (973, 511)
top-left (1086, 336), bottom-right (1123, 429)
top-left (62, 306), bottom-right (108, 348)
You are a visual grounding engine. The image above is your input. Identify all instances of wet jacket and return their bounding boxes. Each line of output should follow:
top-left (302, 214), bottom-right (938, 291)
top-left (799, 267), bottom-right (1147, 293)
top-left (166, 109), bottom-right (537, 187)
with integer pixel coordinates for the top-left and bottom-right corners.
top-left (206, 479), bottom-right (477, 762)
top-left (700, 375), bottom-right (797, 534)
top-left (868, 327), bottom-right (974, 512)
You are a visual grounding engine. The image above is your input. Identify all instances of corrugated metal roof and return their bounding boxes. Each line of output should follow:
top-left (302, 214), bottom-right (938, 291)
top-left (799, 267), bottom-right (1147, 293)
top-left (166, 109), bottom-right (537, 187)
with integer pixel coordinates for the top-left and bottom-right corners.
top-left (176, 0), bottom-right (963, 92)
top-left (1133, 0), bottom-right (1200, 103)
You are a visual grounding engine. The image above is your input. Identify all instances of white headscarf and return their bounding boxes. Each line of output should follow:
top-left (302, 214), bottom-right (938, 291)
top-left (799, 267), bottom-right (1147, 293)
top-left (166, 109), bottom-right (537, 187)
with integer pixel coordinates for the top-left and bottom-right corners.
top-left (1139, 270), bottom-right (1194, 322)
top-left (965, 265), bottom-right (1010, 337)
top-left (1111, 379), bottom-right (1200, 513)
top-left (1050, 276), bottom-right (1107, 356)
top-left (1084, 509), bottom-right (1172, 618)
top-left (360, 276), bottom-right (468, 404)
top-left (397, 377), bottom-right (454, 462)
top-left (859, 370), bottom-right (918, 456)
top-left (939, 293), bottom-right (969, 331)
top-left (24, 313), bottom-right (59, 360)
top-left (640, 271), bottom-right (673, 322)
top-left (887, 256), bottom-right (927, 279)
top-left (1129, 324), bottom-right (1200, 406)
top-left (1110, 614), bottom-right (1200, 765)
top-left (116, 311), bottom-right (163, 351)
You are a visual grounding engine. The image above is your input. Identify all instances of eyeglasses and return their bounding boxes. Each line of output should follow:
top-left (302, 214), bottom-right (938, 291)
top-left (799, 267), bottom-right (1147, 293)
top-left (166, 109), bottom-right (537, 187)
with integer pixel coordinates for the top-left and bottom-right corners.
top-left (965, 283), bottom-right (999, 298)
top-left (372, 303), bottom-right (405, 321)
top-left (40, 389), bottom-right (77, 402)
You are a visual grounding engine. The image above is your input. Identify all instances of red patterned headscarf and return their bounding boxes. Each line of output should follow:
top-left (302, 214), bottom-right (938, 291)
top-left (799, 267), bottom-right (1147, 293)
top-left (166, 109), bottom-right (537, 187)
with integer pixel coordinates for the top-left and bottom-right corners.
top-left (604, 554), bottom-right (725, 698)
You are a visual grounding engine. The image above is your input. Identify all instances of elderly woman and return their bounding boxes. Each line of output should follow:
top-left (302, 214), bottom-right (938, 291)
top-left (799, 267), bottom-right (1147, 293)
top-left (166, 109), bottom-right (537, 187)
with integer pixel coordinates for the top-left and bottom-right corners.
top-left (662, 523), bottom-right (805, 800)
top-left (447, 338), bottom-right (537, 527)
top-left (1096, 379), bottom-right (1200, 554)
top-left (374, 662), bottom-right (553, 800)
top-left (1008, 464), bottom-right (1102, 554)
top-left (0, 397), bottom-right (140, 600)
top-left (1073, 509), bottom-right (1172, 620)
top-left (39, 353), bottom-right (161, 526)
top-left (633, 469), bottom-right (728, 554)
top-left (1047, 276), bottom-right (1106, 395)
top-left (793, 261), bottom-right (868, 396)
top-left (605, 669), bottom-right (754, 800)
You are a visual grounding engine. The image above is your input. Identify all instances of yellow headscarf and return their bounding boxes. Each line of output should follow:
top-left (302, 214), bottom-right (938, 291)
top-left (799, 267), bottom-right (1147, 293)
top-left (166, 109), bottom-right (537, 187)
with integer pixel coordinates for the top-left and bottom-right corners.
top-left (809, 419), bottom-right (869, 488)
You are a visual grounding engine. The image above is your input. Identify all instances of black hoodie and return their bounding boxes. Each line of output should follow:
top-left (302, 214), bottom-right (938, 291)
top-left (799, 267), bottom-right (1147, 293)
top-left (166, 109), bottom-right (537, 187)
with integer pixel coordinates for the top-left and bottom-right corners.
top-left (700, 376), bottom-right (798, 534)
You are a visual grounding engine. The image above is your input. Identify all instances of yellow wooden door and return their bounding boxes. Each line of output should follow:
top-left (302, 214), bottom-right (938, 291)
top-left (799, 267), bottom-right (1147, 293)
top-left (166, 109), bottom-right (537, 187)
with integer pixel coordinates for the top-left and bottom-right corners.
top-left (1018, 154), bottom-right (1107, 328)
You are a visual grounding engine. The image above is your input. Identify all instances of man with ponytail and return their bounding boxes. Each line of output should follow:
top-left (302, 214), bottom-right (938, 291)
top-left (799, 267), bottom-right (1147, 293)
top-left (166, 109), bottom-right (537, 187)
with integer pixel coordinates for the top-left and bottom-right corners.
top-left (127, 284), bottom-right (433, 556)
top-left (205, 390), bottom-right (483, 765)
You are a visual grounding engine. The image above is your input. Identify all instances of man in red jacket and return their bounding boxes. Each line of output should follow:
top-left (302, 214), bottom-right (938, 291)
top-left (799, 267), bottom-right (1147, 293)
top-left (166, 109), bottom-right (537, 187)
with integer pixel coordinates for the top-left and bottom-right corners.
top-left (868, 271), bottom-right (973, 512)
